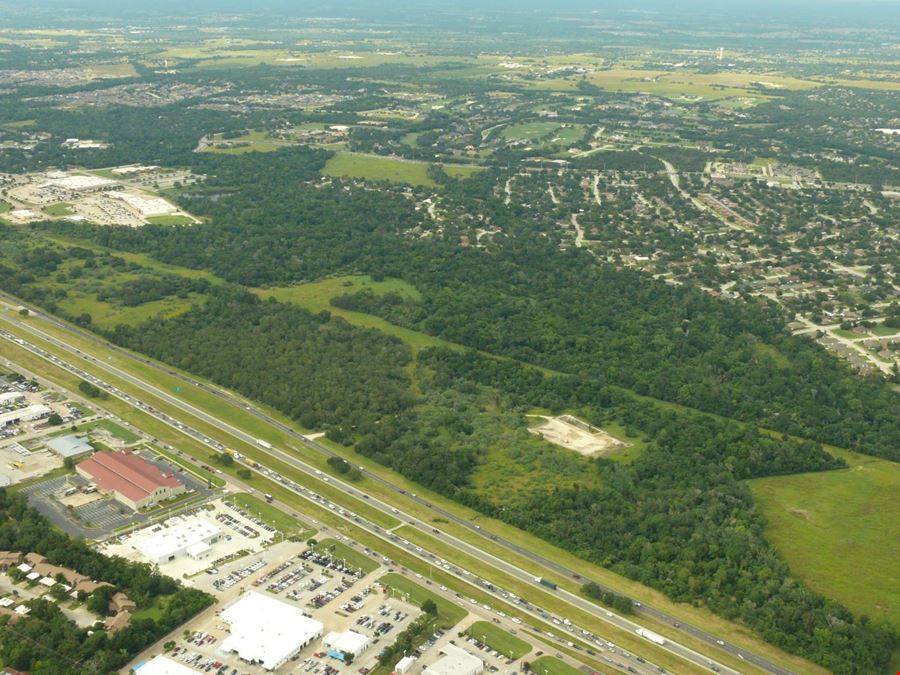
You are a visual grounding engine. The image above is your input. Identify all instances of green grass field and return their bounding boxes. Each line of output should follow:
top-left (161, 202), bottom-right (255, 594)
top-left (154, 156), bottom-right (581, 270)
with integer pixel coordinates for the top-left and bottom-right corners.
top-left (42, 203), bottom-right (75, 217)
top-left (145, 214), bottom-right (194, 225)
top-left (750, 448), bottom-right (900, 628)
top-left (226, 492), bottom-right (314, 537)
top-left (203, 130), bottom-right (287, 154)
top-left (254, 275), bottom-right (461, 355)
top-left (502, 122), bottom-right (562, 141)
top-left (75, 418), bottom-right (140, 443)
top-left (323, 152), bottom-right (480, 187)
top-left (531, 656), bottom-right (583, 675)
top-left (55, 290), bottom-right (200, 330)
top-left (314, 538), bottom-right (379, 574)
top-left (466, 621), bottom-right (531, 659)
top-left (379, 572), bottom-right (467, 627)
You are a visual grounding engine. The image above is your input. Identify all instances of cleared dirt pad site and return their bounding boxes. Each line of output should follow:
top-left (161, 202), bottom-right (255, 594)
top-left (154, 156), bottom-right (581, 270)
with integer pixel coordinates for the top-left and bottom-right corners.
top-left (528, 415), bottom-right (626, 457)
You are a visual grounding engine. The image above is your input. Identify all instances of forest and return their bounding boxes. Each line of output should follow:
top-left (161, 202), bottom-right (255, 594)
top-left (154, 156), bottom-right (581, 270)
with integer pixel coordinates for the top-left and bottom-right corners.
top-left (4, 143), bottom-right (891, 672)
top-left (0, 41), bottom-right (895, 673)
top-left (0, 491), bottom-right (212, 673)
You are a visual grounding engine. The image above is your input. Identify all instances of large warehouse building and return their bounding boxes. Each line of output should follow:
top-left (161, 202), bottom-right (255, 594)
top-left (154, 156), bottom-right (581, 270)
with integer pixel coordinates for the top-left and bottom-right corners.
top-left (221, 592), bottom-right (324, 671)
top-left (76, 451), bottom-right (185, 510)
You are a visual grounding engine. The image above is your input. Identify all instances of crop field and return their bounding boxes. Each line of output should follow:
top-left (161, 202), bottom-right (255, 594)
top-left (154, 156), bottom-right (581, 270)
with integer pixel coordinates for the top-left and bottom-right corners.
top-left (750, 448), bottom-right (900, 628)
top-left (466, 621), bottom-right (531, 659)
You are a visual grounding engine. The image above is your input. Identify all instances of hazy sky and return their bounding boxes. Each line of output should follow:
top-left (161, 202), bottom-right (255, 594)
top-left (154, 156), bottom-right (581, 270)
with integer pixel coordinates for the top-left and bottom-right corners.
top-left (3, 0), bottom-right (898, 28)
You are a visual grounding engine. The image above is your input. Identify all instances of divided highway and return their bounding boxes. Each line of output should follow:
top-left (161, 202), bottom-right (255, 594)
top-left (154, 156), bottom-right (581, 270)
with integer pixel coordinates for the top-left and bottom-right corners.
top-left (0, 297), bottom-right (793, 675)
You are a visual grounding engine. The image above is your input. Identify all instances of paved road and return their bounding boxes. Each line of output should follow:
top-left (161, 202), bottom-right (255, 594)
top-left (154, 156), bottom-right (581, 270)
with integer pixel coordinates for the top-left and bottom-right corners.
top-left (2, 327), bottom-right (667, 675)
top-left (0, 299), bottom-right (790, 674)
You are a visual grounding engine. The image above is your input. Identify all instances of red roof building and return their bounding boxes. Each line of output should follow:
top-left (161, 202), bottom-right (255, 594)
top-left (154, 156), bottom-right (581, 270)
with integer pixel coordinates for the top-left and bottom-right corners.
top-left (76, 451), bottom-right (185, 510)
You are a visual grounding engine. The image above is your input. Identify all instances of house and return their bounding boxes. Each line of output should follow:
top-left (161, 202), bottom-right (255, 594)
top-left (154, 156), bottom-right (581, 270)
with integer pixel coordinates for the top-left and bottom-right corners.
top-left (110, 591), bottom-right (136, 613)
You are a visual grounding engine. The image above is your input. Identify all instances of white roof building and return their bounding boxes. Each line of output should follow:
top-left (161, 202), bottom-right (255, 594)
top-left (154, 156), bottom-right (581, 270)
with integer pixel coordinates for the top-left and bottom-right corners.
top-left (0, 404), bottom-right (51, 428)
top-left (221, 591), bottom-right (324, 671)
top-left (323, 629), bottom-right (370, 658)
top-left (46, 434), bottom-right (93, 458)
top-left (0, 391), bottom-right (25, 405)
top-left (137, 654), bottom-right (201, 675)
top-left (424, 645), bottom-right (484, 675)
top-left (395, 655), bottom-right (417, 674)
top-left (135, 516), bottom-right (222, 565)
top-left (111, 192), bottom-right (177, 217)
top-left (42, 174), bottom-right (117, 192)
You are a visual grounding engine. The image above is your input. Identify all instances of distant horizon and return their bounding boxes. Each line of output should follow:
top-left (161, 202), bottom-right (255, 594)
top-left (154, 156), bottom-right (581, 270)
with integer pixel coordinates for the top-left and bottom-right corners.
top-left (3, 0), bottom-right (899, 26)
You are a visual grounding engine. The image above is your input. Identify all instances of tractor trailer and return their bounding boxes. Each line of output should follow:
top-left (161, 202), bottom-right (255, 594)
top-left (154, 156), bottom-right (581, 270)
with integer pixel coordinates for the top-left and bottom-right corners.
top-left (635, 628), bottom-right (666, 646)
top-left (535, 577), bottom-right (557, 590)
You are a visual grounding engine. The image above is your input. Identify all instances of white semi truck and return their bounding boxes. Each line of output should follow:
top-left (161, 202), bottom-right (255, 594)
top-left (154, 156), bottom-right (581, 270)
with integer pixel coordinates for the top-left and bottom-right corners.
top-left (635, 627), bottom-right (666, 646)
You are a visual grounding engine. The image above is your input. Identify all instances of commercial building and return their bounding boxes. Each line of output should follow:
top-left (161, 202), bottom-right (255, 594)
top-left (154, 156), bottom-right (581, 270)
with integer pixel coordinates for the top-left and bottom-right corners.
top-left (395, 656), bottom-right (417, 675)
top-left (110, 192), bottom-right (178, 217)
top-left (41, 174), bottom-right (117, 192)
top-left (135, 516), bottom-right (222, 564)
top-left (45, 434), bottom-right (93, 459)
top-left (76, 451), bottom-right (185, 510)
top-left (221, 592), bottom-right (324, 671)
top-left (323, 630), bottom-right (370, 659)
top-left (0, 392), bottom-right (25, 406)
top-left (0, 404), bottom-right (51, 428)
top-left (424, 645), bottom-right (484, 675)
top-left (136, 655), bottom-right (201, 675)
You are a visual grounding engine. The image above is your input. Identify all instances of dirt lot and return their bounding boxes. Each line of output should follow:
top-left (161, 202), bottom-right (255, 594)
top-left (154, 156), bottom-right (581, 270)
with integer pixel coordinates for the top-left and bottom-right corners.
top-left (528, 415), bottom-right (626, 457)
top-left (0, 443), bottom-right (61, 485)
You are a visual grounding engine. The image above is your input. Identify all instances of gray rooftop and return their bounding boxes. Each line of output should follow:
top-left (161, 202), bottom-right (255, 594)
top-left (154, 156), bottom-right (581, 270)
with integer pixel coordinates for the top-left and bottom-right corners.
top-left (46, 434), bottom-right (93, 458)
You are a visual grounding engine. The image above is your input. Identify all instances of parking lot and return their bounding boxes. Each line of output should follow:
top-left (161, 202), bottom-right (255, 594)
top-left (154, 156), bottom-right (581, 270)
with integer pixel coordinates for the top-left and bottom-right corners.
top-left (23, 474), bottom-right (138, 536)
top-left (104, 499), bottom-right (277, 578)
top-left (159, 554), bottom-right (421, 675)
top-left (22, 447), bottom-right (215, 539)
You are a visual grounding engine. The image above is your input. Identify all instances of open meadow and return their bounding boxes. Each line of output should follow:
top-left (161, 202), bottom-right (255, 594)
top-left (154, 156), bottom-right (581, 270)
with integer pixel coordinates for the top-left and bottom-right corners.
top-left (750, 448), bottom-right (900, 629)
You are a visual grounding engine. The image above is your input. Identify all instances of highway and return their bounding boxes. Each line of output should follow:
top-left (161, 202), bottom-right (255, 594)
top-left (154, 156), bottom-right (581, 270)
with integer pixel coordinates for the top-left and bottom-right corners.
top-left (0, 297), bottom-right (791, 674)
top-left (2, 324), bottom-right (670, 675)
